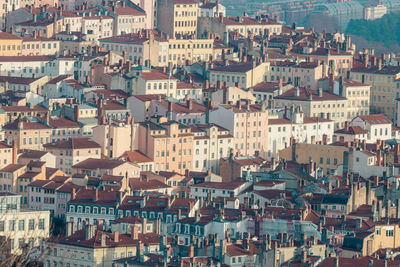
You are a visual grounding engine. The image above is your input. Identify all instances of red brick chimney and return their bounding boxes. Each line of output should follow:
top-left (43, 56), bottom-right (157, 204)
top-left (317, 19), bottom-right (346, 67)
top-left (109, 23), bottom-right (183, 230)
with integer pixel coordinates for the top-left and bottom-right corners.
top-left (12, 141), bottom-right (17, 164)
top-left (377, 150), bottom-right (382, 166)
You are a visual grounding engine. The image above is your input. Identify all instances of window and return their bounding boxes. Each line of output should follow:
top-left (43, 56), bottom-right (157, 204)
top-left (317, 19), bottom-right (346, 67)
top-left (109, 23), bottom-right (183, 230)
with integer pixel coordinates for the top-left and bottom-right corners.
top-left (39, 219), bottom-right (45, 230)
top-left (0, 221), bottom-right (4, 231)
top-left (29, 219), bottom-right (35, 230)
top-left (9, 220), bottom-right (15, 231)
top-left (18, 220), bottom-right (25, 231)
top-left (386, 230), bottom-right (394, 237)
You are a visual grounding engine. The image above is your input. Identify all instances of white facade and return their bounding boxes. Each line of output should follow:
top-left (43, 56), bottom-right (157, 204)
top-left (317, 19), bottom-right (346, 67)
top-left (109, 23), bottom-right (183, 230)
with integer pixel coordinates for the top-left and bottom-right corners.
top-left (192, 125), bottom-right (233, 173)
top-left (350, 115), bottom-right (393, 143)
top-left (0, 57), bottom-right (75, 78)
top-left (268, 111), bottom-right (334, 159)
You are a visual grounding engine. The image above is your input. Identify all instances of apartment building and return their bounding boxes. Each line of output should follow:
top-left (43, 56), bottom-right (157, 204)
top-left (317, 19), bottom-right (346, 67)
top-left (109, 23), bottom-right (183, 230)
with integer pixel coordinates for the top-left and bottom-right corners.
top-left (92, 118), bottom-right (139, 159)
top-left (43, 138), bottom-right (101, 175)
top-left (191, 124), bottom-right (233, 173)
top-left (209, 61), bottom-right (268, 89)
top-left (0, 193), bottom-right (50, 255)
top-left (152, 98), bottom-right (207, 124)
top-left (82, 15), bottom-right (113, 43)
top-left (275, 87), bottom-right (350, 129)
top-left (332, 77), bottom-right (370, 118)
top-left (21, 36), bottom-right (60, 56)
top-left (72, 158), bottom-right (140, 178)
top-left (199, 1), bottom-right (226, 17)
top-left (0, 164), bottom-right (26, 193)
top-left (280, 143), bottom-right (350, 175)
top-left (157, 0), bottom-right (199, 38)
top-left (268, 61), bottom-right (324, 89)
top-left (268, 107), bottom-right (334, 159)
top-left (102, 1), bottom-right (147, 35)
top-left (130, 67), bottom-right (178, 97)
top-left (350, 66), bottom-right (400, 121)
top-left (198, 15), bottom-right (282, 39)
top-left (0, 32), bottom-right (22, 56)
top-left (302, 47), bottom-right (353, 77)
top-left (168, 37), bottom-right (214, 66)
top-left (99, 31), bottom-right (168, 66)
top-left (350, 114), bottom-right (393, 143)
top-left (3, 118), bottom-right (51, 150)
top-left (209, 100), bottom-right (268, 157)
top-left (138, 118), bottom-right (194, 174)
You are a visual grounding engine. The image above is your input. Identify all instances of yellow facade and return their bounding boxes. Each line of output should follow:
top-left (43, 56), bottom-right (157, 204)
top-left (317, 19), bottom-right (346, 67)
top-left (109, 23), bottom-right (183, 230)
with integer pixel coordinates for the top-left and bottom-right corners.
top-left (0, 33), bottom-right (22, 56)
top-left (350, 69), bottom-right (400, 121)
top-left (157, 0), bottom-right (199, 38)
top-left (168, 38), bottom-right (213, 66)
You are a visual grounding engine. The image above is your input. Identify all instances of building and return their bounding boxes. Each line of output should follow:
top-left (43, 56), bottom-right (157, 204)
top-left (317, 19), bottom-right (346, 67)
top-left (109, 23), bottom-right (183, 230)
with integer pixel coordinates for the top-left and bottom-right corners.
top-left (43, 138), bottom-right (101, 175)
top-left (274, 87), bottom-right (349, 129)
top-left (209, 100), bottom-right (268, 157)
top-left (268, 61), bottom-right (324, 89)
top-left (92, 118), bottom-right (139, 159)
top-left (209, 61), bottom-right (268, 89)
top-left (72, 158), bottom-right (140, 178)
top-left (350, 66), bottom-right (400, 121)
top-left (138, 118), bottom-right (194, 174)
top-left (332, 77), bottom-right (370, 118)
top-left (0, 32), bottom-right (22, 56)
top-left (0, 192), bottom-right (50, 254)
top-left (199, 1), bottom-right (226, 17)
top-left (350, 114), bottom-right (393, 143)
top-left (191, 123), bottom-right (233, 173)
top-left (268, 107), bottom-right (334, 159)
top-left (198, 15), bottom-right (282, 39)
top-left (157, 0), bottom-right (199, 38)
top-left (129, 67), bottom-right (178, 97)
top-left (279, 143), bottom-right (350, 175)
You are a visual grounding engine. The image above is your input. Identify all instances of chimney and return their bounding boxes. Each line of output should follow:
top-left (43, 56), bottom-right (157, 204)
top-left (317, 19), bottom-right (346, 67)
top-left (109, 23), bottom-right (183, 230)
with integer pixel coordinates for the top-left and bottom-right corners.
top-left (71, 187), bottom-right (76, 199)
top-left (74, 105), bottom-right (80, 122)
top-left (189, 245), bottom-right (194, 258)
top-left (142, 218), bottom-right (147, 234)
top-left (377, 150), bottom-right (382, 166)
top-left (95, 189), bottom-right (99, 201)
top-left (101, 234), bottom-right (106, 246)
top-left (344, 121), bottom-right (349, 132)
top-left (131, 225), bottom-right (139, 239)
top-left (301, 250), bottom-right (307, 264)
top-left (114, 231), bottom-right (119, 242)
top-left (12, 141), bottom-right (17, 164)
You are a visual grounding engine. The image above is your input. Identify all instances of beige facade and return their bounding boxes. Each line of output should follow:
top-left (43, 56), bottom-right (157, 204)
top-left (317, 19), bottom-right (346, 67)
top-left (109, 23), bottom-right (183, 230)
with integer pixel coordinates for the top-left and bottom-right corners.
top-left (209, 61), bottom-right (268, 89)
top-left (279, 143), bottom-right (349, 175)
top-left (44, 138), bottom-right (101, 175)
top-left (168, 37), bottom-right (213, 66)
top-left (82, 16), bottom-right (113, 43)
top-left (92, 120), bottom-right (139, 159)
top-left (3, 120), bottom-right (51, 151)
top-left (350, 67), bottom-right (400, 121)
top-left (157, 0), bottom-right (199, 38)
top-left (139, 118), bottom-right (194, 174)
top-left (21, 37), bottom-right (60, 56)
top-left (209, 101), bottom-right (268, 157)
top-left (275, 88), bottom-right (352, 129)
top-left (268, 61), bottom-right (324, 89)
top-left (99, 31), bottom-right (168, 66)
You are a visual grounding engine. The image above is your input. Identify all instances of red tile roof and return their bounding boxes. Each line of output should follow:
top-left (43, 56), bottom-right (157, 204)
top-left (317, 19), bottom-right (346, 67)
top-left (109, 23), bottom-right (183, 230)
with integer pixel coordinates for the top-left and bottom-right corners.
top-left (44, 138), bottom-right (100, 150)
top-left (119, 150), bottom-right (153, 163)
top-left (275, 87), bottom-right (346, 101)
top-left (358, 114), bottom-right (391, 125)
top-left (73, 158), bottom-right (127, 169)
